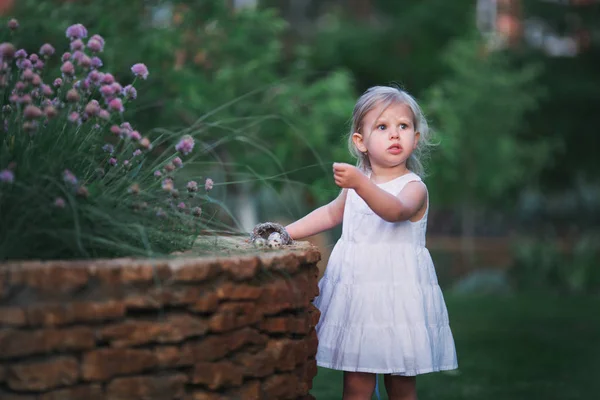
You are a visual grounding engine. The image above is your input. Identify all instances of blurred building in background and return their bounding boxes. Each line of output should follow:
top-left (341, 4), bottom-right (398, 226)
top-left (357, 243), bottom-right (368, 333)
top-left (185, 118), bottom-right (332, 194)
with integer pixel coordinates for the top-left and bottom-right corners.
top-left (0, 0), bottom-right (13, 15)
top-left (477, 0), bottom-right (597, 56)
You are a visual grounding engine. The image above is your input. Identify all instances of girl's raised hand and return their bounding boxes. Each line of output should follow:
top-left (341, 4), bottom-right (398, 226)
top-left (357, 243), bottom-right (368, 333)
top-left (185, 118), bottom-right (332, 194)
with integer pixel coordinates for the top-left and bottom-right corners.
top-left (333, 163), bottom-right (366, 189)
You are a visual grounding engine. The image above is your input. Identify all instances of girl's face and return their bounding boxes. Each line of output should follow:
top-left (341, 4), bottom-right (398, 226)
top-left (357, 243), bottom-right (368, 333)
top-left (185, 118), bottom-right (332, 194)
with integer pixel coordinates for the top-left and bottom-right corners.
top-left (352, 101), bottom-right (420, 173)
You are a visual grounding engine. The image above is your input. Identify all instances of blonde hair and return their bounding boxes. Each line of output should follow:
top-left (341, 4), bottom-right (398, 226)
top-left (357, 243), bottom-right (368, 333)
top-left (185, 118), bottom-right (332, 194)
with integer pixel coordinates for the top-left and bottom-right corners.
top-left (347, 85), bottom-right (432, 177)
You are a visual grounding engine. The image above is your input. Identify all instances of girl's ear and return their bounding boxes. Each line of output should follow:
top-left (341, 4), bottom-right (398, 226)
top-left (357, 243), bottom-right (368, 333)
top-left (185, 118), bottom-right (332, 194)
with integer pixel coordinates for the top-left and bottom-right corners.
top-left (352, 132), bottom-right (367, 153)
top-left (413, 131), bottom-right (420, 149)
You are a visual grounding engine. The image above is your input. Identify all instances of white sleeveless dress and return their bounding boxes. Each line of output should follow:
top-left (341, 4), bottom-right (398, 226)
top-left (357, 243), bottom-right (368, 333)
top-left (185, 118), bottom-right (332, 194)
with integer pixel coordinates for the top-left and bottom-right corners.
top-left (313, 172), bottom-right (458, 375)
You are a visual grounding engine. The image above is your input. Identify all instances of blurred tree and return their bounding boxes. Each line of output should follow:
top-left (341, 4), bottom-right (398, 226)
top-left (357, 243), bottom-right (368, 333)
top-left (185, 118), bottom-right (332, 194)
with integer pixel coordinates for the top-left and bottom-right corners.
top-left (424, 31), bottom-right (552, 264)
top-left (516, 1), bottom-right (600, 189)
top-left (264, 0), bottom-right (475, 96)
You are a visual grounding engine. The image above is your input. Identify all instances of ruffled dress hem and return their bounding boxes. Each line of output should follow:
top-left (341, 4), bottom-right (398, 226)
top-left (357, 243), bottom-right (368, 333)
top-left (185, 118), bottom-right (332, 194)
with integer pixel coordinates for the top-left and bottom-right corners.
top-left (316, 361), bottom-right (459, 376)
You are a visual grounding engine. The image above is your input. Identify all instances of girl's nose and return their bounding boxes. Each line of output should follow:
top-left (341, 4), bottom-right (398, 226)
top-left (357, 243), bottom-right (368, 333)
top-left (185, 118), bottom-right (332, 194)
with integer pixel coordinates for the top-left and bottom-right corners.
top-left (390, 129), bottom-right (399, 139)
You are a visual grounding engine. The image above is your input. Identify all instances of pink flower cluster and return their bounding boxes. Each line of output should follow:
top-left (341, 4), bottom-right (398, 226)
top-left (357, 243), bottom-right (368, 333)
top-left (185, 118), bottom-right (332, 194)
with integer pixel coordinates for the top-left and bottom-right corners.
top-left (1, 20), bottom-right (208, 220)
top-left (175, 135), bottom-right (195, 155)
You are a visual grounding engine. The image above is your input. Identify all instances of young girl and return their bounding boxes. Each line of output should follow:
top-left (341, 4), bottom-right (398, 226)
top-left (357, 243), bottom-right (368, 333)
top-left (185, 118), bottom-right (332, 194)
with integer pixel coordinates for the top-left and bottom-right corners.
top-left (285, 86), bottom-right (458, 400)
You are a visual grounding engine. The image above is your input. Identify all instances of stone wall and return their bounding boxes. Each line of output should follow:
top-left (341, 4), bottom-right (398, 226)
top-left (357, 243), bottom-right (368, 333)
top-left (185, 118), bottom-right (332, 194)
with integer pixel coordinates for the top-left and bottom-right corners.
top-left (0, 239), bottom-right (321, 399)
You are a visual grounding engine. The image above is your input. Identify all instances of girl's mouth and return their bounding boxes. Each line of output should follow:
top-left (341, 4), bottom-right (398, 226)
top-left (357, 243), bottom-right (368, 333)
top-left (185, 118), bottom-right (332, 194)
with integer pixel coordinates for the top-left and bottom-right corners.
top-left (387, 144), bottom-right (402, 154)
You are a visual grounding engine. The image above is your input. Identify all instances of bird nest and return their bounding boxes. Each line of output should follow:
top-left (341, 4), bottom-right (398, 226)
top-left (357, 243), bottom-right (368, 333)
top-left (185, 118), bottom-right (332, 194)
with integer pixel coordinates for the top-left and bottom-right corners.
top-left (250, 222), bottom-right (293, 246)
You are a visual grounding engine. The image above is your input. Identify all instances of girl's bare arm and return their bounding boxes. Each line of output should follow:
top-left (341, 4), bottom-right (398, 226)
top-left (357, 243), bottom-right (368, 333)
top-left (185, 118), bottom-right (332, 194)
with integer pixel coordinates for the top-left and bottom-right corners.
top-left (285, 189), bottom-right (348, 240)
top-left (354, 179), bottom-right (426, 223)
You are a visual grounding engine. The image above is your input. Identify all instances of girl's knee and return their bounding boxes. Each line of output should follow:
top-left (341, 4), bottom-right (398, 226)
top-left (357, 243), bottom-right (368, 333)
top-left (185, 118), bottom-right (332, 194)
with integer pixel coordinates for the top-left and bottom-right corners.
top-left (384, 375), bottom-right (417, 400)
top-left (343, 372), bottom-right (376, 399)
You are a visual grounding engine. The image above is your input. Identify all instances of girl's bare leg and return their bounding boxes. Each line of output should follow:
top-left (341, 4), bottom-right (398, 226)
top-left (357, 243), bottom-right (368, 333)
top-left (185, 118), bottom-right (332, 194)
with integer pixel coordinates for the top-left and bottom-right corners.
top-left (342, 371), bottom-right (377, 400)
top-left (384, 374), bottom-right (417, 400)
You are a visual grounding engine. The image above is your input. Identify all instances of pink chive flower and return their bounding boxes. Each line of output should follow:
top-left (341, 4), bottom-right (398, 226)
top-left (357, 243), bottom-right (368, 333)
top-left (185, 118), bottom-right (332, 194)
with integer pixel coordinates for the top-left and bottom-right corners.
top-left (54, 197), bottom-right (66, 208)
top-left (139, 137), bottom-right (152, 149)
top-left (90, 34), bottom-right (105, 47)
top-left (205, 178), bottom-right (214, 191)
top-left (60, 61), bottom-right (75, 76)
top-left (88, 70), bottom-right (101, 83)
top-left (131, 63), bottom-right (149, 79)
top-left (175, 135), bottom-right (194, 155)
top-left (192, 207), bottom-right (202, 217)
top-left (61, 52), bottom-right (71, 62)
top-left (109, 158), bottom-right (118, 166)
top-left (102, 73), bottom-right (115, 85)
top-left (102, 144), bottom-right (114, 153)
top-left (21, 69), bottom-right (34, 81)
top-left (70, 39), bottom-right (84, 51)
top-left (44, 105), bottom-right (58, 118)
top-left (85, 101), bottom-right (100, 116)
top-left (15, 81), bottom-right (25, 91)
top-left (108, 98), bottom-right (124, 113)
top-left (172, 157), bottom-right (183, 168)
top-left (68, 112), bottom-right (80, 124)
top-left (87, 38), bottom-right (104, 53)
top-left (66, 89), bottom-right (80, 103)
top-left (31, 74), bottom-right (42, 86)
top-left (0, 169), bottom-right (14, 183)
top-left (110, 82), bottom-right (122, 93)
top-left (129, 130), bottom-right (141, 141)
top-left (19, 95), bottom-right (32, 104)
top-left (15, 49), bottom-right (27, 59)
top-left (177, 202), bottom-right (186, 210)
top-left (98, 109), bottom-right (110, 120)
top-left (23, 105), bottom-right (42, 120)
top-left (71, 50), bottom-right (84, 62)
top-left (100, 85), bottom-right (114, 97)
top-left (161, 178), bottom-right (174, 192)
top-left (123, 160), bottom-right (130, 166)
top-left (29, 54), bottom-right (39, 63)
top-left (121, 122), bottom-right (133, 131)
top-left (63, 169), bottom-right (78, 185)
top-left (53, 78), bottom-right (62, 87)
top-left (17, 59), bottom-right (32, 70)
top-left (164, 163), bottom-right (175, 173)
top-left (122, 85), bottom-right (137, 100)
top-left (110, 125), bottom-right (121, 135)
top-left (66, 24), bottom-right (88, 40)
top-left (186, 181), bottom-right (198, 192)
top-left (0, 43), bottom-right (15, 59)
top-left (34, 60), bottom-right (44, 70)
top-left (91, 56), bottom-right (103, 69)
top-left (78, 55), bottom-right (91, 69)
top-left (7, 19), bottom-right (18, 31)
top-left (154, 170), bottom-right (162, 177)
top-left (133, 149), bottom-right (142, 157)
top-left (23, 121), bottom-right (38, 133)
top-left (39, 43), bottom-right (55, 57)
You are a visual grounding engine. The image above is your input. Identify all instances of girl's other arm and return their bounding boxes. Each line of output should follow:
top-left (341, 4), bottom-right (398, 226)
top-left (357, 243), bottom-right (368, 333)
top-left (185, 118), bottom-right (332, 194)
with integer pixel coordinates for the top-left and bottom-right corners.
top-left (285, 189), bottom-right (347, 240)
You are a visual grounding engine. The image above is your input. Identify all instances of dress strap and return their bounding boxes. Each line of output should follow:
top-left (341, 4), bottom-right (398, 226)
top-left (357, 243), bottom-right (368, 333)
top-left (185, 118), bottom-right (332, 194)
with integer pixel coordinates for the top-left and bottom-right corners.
top-left (392, 172), bottom-right (422, 195)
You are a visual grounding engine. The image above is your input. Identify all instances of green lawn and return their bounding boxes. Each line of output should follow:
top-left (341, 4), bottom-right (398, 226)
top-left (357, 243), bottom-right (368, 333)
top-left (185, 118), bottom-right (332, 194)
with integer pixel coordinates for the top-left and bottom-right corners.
top-left (310, 293), bottom-right (600, 400)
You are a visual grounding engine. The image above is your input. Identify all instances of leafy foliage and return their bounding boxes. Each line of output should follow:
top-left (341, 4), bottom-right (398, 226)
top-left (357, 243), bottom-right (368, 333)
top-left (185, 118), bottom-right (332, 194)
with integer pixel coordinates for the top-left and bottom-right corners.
top-left (509, 232), bottom-right (600, 294)
top-left (424, 31), bottom-right (552, 209)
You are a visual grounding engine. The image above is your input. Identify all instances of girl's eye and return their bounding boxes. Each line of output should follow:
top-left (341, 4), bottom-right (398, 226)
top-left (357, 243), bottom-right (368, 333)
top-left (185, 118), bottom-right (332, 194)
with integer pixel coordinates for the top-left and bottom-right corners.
top-left (377, 124), bottom-right (386, 130)
top-left (400, 123), bottom-right (408, 129)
